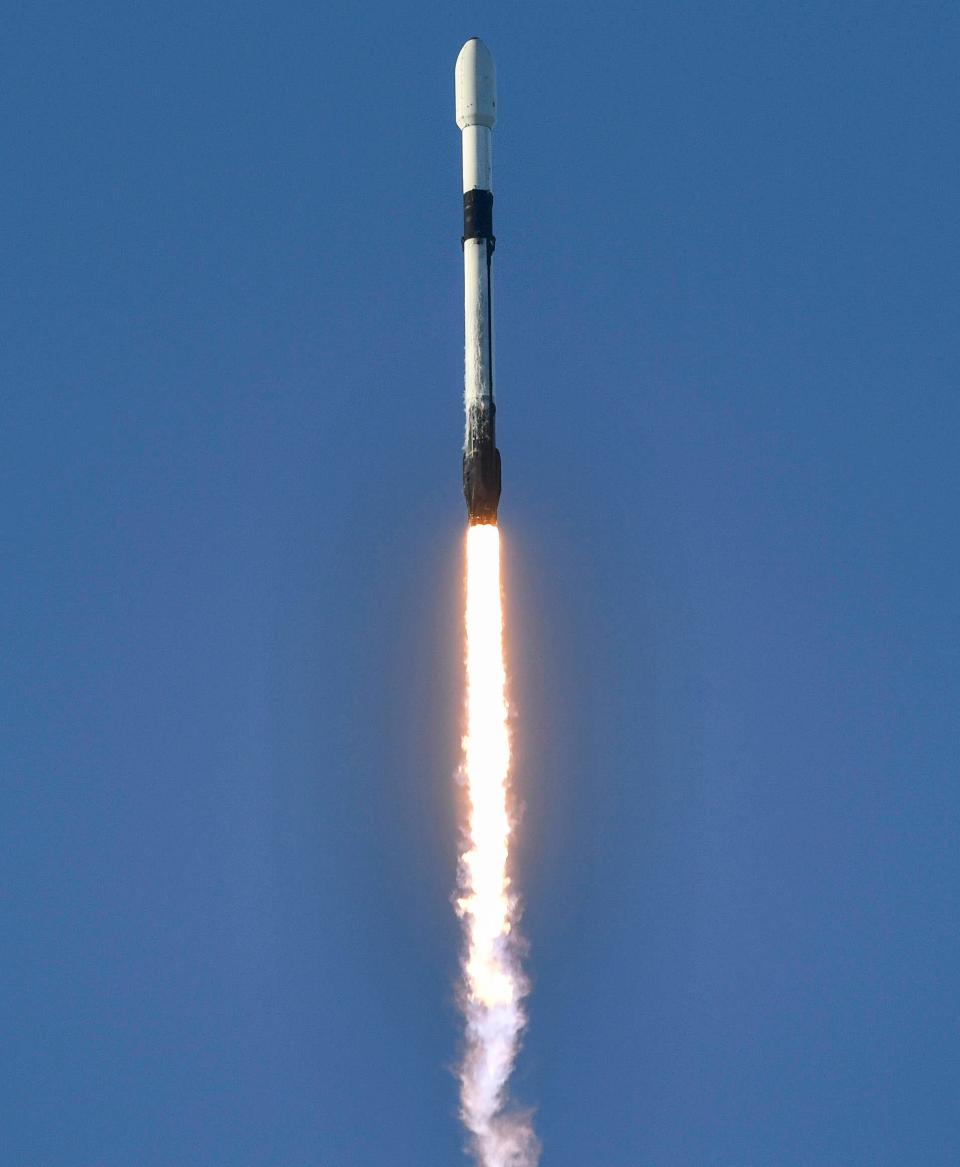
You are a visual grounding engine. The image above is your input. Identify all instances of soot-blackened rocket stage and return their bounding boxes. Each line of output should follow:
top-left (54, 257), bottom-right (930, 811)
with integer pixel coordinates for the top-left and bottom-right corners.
top-left (456, 39), bottom-right (501, 525)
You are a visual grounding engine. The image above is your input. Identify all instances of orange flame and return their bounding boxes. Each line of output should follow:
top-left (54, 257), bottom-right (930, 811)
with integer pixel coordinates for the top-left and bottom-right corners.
top-left (458, 525), bottom-right (538, 1166)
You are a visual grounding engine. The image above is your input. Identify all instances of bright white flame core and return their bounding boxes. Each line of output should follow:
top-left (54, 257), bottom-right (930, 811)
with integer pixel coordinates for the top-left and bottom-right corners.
top-left (458, 525), bottom-right (538, 1167)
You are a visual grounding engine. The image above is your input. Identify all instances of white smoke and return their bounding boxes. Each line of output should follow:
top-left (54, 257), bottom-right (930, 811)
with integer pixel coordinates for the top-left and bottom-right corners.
top-left (458, 965), bottom-right (539, 1167)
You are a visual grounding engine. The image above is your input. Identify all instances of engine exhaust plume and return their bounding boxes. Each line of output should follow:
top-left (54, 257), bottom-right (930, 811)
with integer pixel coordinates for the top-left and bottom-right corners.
top-left (457, 524), bottom-right (538, 1167)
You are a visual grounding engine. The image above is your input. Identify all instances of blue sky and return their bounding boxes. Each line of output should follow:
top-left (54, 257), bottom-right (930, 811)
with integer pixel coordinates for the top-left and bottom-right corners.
top-left (3, 3), bottom-right (959, 1164)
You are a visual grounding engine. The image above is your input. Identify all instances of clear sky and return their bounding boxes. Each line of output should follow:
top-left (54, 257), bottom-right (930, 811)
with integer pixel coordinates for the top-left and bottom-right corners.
top-left (4, 3), bottom-right (959, 1164)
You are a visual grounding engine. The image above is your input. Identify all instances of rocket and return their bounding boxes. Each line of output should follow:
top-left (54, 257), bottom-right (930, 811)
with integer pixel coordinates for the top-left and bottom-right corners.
top-left (456, 38), bottom-right (501, 525)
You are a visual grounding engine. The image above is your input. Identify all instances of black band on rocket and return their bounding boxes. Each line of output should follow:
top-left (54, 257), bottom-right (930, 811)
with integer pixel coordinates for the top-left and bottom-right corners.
top-left (462, 189), bottom-right (495, 245)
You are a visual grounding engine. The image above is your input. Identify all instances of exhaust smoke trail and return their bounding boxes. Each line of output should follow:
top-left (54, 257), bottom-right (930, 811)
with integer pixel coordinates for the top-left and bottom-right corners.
top-left (457, 524), bottom-right (538, 1167)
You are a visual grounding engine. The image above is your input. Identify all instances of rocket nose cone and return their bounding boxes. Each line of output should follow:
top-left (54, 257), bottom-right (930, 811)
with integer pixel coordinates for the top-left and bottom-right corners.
top-left (456, 38), bottom-right (496, 130)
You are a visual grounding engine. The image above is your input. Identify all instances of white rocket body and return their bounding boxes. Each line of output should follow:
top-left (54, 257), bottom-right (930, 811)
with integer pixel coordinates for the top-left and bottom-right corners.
top-left (456, 39), bottom-right (501, 524)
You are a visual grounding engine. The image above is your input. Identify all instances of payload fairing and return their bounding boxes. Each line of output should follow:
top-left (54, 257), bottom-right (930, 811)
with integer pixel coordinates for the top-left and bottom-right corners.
top-left (456, 39), bottom-right (502, 525)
